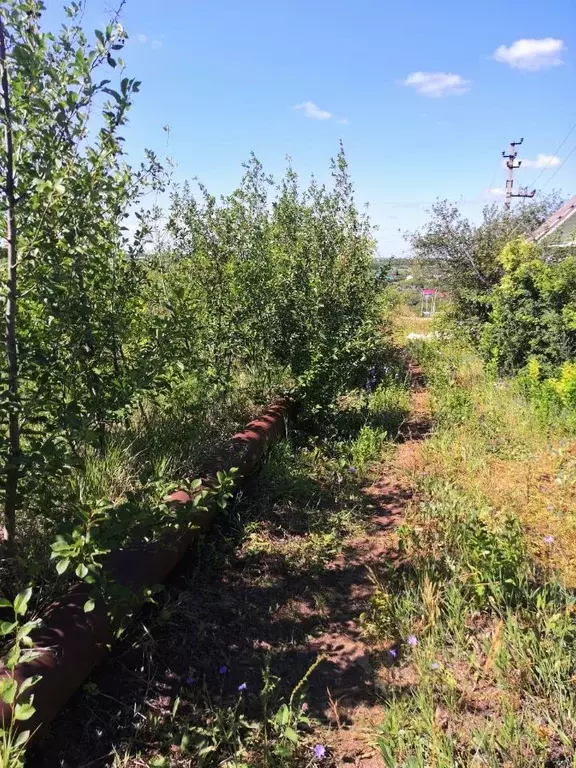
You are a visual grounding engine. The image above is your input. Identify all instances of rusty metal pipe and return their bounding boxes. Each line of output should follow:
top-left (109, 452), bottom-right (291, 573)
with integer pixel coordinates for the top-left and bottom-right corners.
top-left (0, 399), bottom-right (291, 734)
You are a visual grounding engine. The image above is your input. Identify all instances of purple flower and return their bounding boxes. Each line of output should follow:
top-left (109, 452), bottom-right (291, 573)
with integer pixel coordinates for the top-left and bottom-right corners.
top-left (407, 635), bottom-right (418, 647)
top-left (237, 682), bottom-right (247, 691)
top-left (365, 368), bottom-right (377, 393)
top-left (314, 744), bottom-right (326, 759)
top-left (302, 702), bottom-right (309, 712)
top-left (544, 535), bottom-right (554, 545)
top-left (348, 466), bottom-right (357, 474)
top-left (185, 676), bottom-right (196, 685)
top-left (431, 662), bottom-right (439, 671)
top-left (218, 665), bottom-right (228, 675)
top-left (388, 648), bottom-right (397, 659)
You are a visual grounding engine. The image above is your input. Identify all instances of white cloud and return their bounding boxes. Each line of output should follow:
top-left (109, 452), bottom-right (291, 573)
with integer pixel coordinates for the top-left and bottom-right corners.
top-left (493, 38), bottom-right (565, 70)
top-left (521, 153), bottom-right (561, 168)
top-left (402, 72), bottom-right (471, 97)
top-left (337, 117), bottom-right (349, 125)
top-left (488, 187), bottom-right (506, 197)
top-left (294, 101), bottom-right (333, 120)
top-left (134, 33), bottom-right (163, 49)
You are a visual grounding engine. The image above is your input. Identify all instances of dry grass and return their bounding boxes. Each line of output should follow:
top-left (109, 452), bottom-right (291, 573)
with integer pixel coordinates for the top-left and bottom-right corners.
top-left (415, 339), bottom-right (576, 585)
top-left (367, 329), bottom-right (576, 767)
top-left (392, 307), bottom-right (433, 345)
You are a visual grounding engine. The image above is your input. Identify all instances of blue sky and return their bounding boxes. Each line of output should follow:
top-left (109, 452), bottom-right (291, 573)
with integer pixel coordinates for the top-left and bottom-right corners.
top-left (46, 0), bottom-right (575, 257)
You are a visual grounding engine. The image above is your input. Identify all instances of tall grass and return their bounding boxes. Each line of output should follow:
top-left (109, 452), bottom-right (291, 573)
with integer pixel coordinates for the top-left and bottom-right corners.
top-left (369, 336), bottom-right (576, 767)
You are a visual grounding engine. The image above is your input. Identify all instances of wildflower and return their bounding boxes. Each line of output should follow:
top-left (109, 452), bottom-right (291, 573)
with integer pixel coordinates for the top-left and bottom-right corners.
top-left (219, 665), bottom-right (228, 675)
top-left (314, 744), bottom-right (326, 759)
top-left (544, 535), bottom-right (554, 545)
top-left (407, 635), bottom-right (418, 647)
top-left (365, 367), bottom-right (377, 393)
top-left (238, 682), bottom-right (247, 692)
top-left (302, 702), bottom-right (309, 712)
top-left (388, 648), bottom-right (397, 659)
top-left (431, 662), bottom-right (439, 671)
top-left (348, 466), bottom-right (357, 473)
top-left (185, 676), bottom-right (196, 685)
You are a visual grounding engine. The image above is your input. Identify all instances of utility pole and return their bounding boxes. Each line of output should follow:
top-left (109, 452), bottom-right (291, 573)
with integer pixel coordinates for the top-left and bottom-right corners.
top-left (502, 138), bottom-right (536, 211)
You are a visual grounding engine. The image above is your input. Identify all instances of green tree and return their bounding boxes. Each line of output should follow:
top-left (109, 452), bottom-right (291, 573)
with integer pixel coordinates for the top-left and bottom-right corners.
top-left (409, 195), bottom-right (563, 330)
top-left (0, 0), bottom-right (162, 555)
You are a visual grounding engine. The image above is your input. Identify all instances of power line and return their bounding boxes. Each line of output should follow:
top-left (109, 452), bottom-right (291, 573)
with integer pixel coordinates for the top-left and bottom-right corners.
top-left (530, 119), bottom-right (576, 188)
top-left (486, 150), bottom-right (505, 199)
top-left (540, 141), bottom-right (576, 192)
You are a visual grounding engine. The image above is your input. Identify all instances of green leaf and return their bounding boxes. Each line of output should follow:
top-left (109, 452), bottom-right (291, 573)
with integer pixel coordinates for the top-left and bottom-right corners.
top-left (14, 702), bottom-right (35, 721)
top-left (284, 726), bottom-right (299, 744)
top-left (14, 730), bottom-right (31, 748)
top-left (102, 87), bottom-right (121, 104)
top-left (75, 563), bottom-right (89, 579)
top-left (0, 678), bottom-right (17, 705)
top-left (0, 622), bottom-right (16, 636)
top-left (14, 588), bottom-right (32, 616)
top-left (274, 704), bottom-right (290, 726)
top-left (4, 644), bottom-right (21, 669)
top-left (198, 746), bottom-right (217, 757)
top-left (84, 599), bottom-right (96, 613)
top-left (56, 558), bottom-right (70, 575)
top-left (19, 675), bottom-right (42, 694)
top-left (0, 598), bottom-right (12, 609)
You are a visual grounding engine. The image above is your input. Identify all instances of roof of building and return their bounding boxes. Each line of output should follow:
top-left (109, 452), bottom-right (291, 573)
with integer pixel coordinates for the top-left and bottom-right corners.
top-left (532, 195), bottom-right (576, 243)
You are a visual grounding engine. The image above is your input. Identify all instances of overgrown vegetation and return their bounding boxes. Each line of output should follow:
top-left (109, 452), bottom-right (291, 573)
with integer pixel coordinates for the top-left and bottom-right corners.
top-left (2, 2), bottom-right (575, 767)
top-left (412, 190), bottom-right (576, 436)
top-left (0, 2), bottom-right (388, 763)
top-left (35, 350), bottom-right (411, 768)
top-left (0, 3), bottom-right (379, 582)
top-left (367, 333), bottom-right (576, 768)
top-left (482, 239), bottom-right (576, 375)
top-left (365, 170), bottom-right (576, 765)
top-left (410, 195), bottom-right (564, 331)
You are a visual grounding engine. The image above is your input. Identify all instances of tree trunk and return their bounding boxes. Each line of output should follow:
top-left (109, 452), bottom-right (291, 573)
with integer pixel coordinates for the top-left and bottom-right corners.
top-left (0, 12), bottom-right (20, 558)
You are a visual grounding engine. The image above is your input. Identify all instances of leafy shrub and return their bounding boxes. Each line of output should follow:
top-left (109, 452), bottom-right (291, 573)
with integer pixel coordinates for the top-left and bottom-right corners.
top-left (0, 0), bottom-right (381, 581)
top-left (545, 361), bottom-right (576, 409)
top-left (481, 241), bottom-right (576, 375)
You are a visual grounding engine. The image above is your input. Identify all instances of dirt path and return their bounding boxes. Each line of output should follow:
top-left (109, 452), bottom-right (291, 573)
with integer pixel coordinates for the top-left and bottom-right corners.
top-left (304, 361), bottom-right (431, 766)
top-left (34, 362), bottom-right (431, 768)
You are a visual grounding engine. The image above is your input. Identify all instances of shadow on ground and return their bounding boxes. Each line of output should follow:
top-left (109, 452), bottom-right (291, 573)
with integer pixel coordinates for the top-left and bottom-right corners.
top-left (32, 366), bottom-right (431, 768)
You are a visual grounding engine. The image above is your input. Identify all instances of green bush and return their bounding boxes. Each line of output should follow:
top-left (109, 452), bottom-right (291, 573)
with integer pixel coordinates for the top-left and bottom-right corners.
top-left (482, 240), bottom-right (576, 375)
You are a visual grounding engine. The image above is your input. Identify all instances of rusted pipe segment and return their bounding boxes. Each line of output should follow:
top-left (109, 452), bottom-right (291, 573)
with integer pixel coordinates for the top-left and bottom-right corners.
top-left (0, 399), bottom-right (291, 733)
